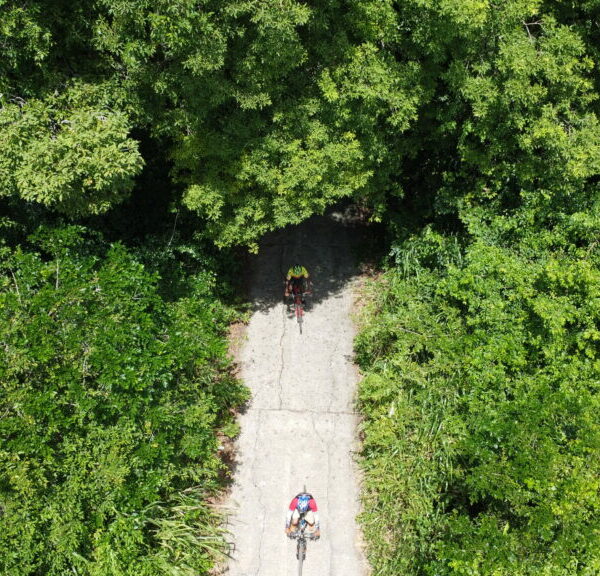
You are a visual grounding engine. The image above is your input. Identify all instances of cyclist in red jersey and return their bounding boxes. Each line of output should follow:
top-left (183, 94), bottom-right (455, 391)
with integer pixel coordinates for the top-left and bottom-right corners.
top-left (285, 492), bottom-right (320, 539)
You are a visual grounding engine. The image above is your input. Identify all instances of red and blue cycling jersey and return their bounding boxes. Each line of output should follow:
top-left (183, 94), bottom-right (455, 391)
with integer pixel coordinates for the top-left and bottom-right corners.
top-left (289, 495), bottom-right (318, 512)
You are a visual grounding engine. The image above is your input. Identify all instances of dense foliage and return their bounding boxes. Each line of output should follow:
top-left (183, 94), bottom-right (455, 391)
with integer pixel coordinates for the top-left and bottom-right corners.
top-left (0, 0), bottom-right (426, 248)
top-left (356, 230), bottom-right (600, 575)
top-left (0, 226), bottom-right (247, 574)
top-left (353, 1), bottom-right (600, 575)
top-left (2, 0), bottom-right (600, 573)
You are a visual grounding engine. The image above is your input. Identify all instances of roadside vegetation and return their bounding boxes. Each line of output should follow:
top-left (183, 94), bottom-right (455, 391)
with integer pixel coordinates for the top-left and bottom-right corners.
top-left (356, 230), bottom-right (600, 575)
top-left (354, 2), bottom-right (600, 575)
top-left (1, 0), bottom-right (599, 574)
top-left (1, 222), bottom-right (248, 574)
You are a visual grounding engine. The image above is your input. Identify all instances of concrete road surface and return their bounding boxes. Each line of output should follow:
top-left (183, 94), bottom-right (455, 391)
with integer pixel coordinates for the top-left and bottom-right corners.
top-left (226, 212), bottom-right (369, 576)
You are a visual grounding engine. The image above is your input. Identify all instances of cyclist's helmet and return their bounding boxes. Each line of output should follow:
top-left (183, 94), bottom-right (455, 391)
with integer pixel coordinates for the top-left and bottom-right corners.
top-left (292, 265), bottom-right (303, 276)
top-left (297, 494), bottom-right (311, 513)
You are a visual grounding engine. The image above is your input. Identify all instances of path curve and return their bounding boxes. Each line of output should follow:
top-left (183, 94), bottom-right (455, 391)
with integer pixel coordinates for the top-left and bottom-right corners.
top-left (226, 212), bottom-right (368, 576)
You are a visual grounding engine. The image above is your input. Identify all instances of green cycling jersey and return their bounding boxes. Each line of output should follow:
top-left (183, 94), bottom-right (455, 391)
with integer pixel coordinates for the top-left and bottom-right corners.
top-left (286, 265), bottom-right (309, 280)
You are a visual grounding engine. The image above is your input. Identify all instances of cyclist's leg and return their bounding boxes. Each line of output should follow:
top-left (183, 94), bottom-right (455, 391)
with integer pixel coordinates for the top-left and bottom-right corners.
top-left (301, 278), bottom-right (307, 303)
top-left (304, 511), bottom-right (315, 531)
top-left (285, 280), bottom-right (295, 309)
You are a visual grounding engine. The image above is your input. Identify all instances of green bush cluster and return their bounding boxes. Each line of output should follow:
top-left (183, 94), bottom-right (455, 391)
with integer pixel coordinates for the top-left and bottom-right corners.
top-left (0, 226), bottom-right (247, 575)
top-left (356, 230), bottom-right (600, 575)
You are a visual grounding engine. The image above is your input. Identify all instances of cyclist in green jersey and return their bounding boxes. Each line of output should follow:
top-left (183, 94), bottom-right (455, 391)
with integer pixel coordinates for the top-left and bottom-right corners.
top-left (284, 265), bottom-right (310, 299)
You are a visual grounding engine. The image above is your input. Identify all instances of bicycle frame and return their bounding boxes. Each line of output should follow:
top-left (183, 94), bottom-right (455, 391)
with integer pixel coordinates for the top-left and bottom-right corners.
top-left (290, 283), bottom-right (305, 333)
top-left (290, 521), bottom-right (316, 575)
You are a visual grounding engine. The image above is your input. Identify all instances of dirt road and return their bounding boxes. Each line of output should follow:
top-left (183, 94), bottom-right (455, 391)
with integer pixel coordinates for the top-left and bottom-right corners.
top-left (226, 212), bottom-right (368, 576)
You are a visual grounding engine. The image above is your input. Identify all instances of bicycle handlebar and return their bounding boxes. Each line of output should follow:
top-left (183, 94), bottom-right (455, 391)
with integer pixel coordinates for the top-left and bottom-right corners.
top-left (288, 531), bottom-right (319, 540)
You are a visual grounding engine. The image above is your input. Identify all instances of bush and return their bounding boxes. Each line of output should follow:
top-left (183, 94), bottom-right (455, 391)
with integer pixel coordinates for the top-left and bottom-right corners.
top-left (356, 233), bottom-right (600, 575)
top-left (0, 226), bottom-right (247, 575)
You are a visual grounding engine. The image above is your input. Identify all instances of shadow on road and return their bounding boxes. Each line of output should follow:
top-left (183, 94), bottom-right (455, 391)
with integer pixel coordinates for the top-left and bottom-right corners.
top-left (222, 203), bottom-right (383, 484)
top-left (244, 205), bottom-right (382, 314)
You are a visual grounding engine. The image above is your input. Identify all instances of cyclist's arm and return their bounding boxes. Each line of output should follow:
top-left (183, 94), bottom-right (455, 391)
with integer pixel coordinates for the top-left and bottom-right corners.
top-left (285, 509), bottom-right (293, 528)
top-left (308, 498), bottom-right (320, 531)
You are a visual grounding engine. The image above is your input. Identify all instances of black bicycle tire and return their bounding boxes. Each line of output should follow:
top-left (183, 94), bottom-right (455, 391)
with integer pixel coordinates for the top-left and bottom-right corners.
top-left (297, 539), bottom-right (306, 576)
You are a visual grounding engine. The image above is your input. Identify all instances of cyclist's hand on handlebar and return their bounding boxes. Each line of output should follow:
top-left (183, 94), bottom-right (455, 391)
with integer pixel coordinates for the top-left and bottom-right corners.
top-left (314, 529), bottom-right (320, 540)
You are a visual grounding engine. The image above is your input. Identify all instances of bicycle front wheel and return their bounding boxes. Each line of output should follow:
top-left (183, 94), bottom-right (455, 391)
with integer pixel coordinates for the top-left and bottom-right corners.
top-left (297, 539), bottom-right (306, 576)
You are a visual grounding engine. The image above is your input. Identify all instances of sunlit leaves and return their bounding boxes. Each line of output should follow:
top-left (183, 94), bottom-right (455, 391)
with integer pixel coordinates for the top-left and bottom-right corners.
top-left (0, 1), bottom-right (51, 85)
top-left (0, 227), bottom-right (246, 574)
top-left (0, 90), bottom-right (143, 217)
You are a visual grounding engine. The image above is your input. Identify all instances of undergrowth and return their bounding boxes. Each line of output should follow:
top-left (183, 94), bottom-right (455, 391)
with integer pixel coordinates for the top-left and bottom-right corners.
top-left (0, 225), bottom-right (248, 575)
top-left (355, 228), bottom-right (600, 575)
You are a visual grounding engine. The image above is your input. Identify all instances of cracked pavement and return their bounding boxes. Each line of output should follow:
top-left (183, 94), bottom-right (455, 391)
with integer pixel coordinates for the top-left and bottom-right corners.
top-left (226, 213), bottom-right (368, 576)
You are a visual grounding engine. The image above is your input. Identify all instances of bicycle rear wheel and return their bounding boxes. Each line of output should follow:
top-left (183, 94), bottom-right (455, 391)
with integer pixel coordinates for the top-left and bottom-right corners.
top-left (295, 301), bottom-right (303, 334)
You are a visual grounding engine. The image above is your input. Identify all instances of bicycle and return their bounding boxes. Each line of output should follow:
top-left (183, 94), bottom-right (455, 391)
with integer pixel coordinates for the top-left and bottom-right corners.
top-left (289, 520), bottom-right (318, 576)
top-left (285, 280), bottom-right (311, 334)
top-left (290, 283), bottom-right (305, 333)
